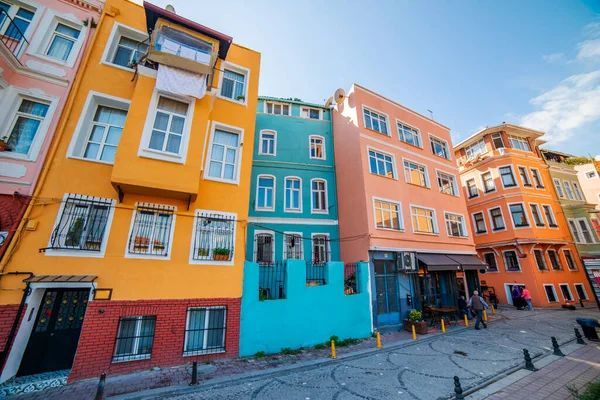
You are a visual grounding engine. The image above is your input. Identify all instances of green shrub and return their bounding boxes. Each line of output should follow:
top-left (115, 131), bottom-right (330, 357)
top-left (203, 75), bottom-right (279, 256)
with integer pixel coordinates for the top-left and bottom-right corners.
top-left (254, 351), bottom-right (266, 358)
top-left (408, 309), bottom-right (422, 322)
top-left (281, 347), bottom-right (302, 355)
top-left (314, 343), bottom-right (325, 350)
top-left (569, 379), bottom-right (600, 400)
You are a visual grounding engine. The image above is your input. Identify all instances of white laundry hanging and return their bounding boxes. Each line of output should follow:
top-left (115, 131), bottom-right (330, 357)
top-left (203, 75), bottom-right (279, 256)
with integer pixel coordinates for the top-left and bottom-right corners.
top-left (156, 64), bottom-right (207, 100)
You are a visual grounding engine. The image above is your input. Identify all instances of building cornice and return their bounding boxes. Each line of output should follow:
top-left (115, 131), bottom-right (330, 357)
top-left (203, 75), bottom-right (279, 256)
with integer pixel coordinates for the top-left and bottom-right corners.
top-left (0, 46), bottom-right (69, 87)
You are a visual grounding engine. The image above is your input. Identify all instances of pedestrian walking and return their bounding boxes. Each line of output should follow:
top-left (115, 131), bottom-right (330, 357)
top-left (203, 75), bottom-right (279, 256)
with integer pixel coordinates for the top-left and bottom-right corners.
top-left (511, 285), bottom-right (523, 310)
top-left (521, 285), bottom-right (533, 311)
top-left (458, 296), bottom-right (471, 319)
top-left (469, 290), bottom-right (488, 330)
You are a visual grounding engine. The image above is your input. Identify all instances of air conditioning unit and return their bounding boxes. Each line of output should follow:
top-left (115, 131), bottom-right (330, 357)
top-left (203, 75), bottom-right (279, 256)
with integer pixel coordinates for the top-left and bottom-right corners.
top-left (399, 252), bottom-right (416, 272)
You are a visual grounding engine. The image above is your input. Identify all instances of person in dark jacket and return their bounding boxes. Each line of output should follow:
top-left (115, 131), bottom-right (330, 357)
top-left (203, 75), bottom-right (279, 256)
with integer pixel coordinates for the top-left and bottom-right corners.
top-left (458, 296), bottom-right (471, 319)
top-left (469, 290), bottom-right (488, 330)
top-left (511, 285), bottom-right (523, 310)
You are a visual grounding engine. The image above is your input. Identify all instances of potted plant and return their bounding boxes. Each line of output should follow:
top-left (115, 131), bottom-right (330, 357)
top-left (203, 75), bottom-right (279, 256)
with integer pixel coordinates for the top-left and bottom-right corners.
top-left (213, 248), bottom-right (230, 261)
top-left (0, 137), bottom-right (9, 152)
top-left (236, 95), bottom-right (245, 102)
top-left (403, 309), bottom-right (428, 335)
top-left (153, 239), bottom-right (165, 252)
top-left (134, 236), bottom-right (150, 252)
top-left (197, 248), bottom-right (209, 257)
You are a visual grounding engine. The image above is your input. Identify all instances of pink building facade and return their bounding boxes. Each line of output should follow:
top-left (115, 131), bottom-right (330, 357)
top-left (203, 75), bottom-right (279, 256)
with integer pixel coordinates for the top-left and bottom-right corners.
top-left (332, 84), bottom-right (484, 330)
top-left (0, 0), bottom-right (102, 258)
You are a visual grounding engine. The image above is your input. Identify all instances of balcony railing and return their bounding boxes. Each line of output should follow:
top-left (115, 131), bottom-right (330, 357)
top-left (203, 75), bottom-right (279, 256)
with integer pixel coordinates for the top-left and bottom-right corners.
top-left (0, 9), bottom-right (29, 59)
top-left (258, 261), bottom-right (286, 300)
top-left (306, 261), bottom-right (327, 286)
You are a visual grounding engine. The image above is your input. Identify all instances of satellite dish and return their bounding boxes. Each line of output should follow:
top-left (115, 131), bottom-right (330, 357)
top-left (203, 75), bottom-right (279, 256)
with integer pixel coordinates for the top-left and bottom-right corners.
top-left (165, 4), bottom-right (176, 13)
top-left (324, 97), bottom-right (333, 108)
top-left (334, 88), bottom-right (346, 104)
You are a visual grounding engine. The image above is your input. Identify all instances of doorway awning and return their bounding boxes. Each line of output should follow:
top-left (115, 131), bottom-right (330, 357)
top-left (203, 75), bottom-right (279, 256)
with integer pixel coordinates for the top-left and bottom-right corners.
top-left (24, 275), bottom-right (97, 283)
top-left (417, 253), bottom-right (461, 271)
top-left (447, 255), bottom-right (488, 270)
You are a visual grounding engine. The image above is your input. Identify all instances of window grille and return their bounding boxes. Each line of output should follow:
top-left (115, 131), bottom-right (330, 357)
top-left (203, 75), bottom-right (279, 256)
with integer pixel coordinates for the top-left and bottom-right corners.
top-left (255, 233), bottom-right (274, 265)
top-left (192, 212), bottom-right (235, 261)
top-left (113, 316), bottom-right (156, 362)
top-left (184, 307), bottom-right (226, 356)
top-left (127, 204), bottom-right (174, 256)
top-left (46, 194), bottom-right (112, 252)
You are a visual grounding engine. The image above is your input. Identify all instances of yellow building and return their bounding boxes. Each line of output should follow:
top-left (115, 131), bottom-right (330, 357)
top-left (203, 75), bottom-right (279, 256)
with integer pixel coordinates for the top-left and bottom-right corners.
top-left (0, 0), bottom-right (260, 383)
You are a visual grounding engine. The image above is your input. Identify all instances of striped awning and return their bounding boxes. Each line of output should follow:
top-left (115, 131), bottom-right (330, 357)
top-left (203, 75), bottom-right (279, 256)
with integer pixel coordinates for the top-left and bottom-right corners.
top-left (24, 275), bottom-right (97, 283)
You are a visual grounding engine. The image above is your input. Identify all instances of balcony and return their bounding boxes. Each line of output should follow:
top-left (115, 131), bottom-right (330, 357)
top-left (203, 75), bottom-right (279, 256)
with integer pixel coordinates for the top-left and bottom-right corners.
top-left (0, 9), bottom-right (29, 62)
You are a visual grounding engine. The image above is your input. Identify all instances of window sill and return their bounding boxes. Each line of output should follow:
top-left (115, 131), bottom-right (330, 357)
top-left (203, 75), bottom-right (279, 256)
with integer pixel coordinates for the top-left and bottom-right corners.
top-left (505, 270), bottom-right (522, 273)
top-left (256, 208), bottom-right (275, 212)
top-left (100, 60), bottom-right (136, 73)
top-left (468, 195), bottom-right (479, 199)
top-left (475, 231), bottom-right (487, 235)
top-left (203, 175), bottom-right (240, 186)
top-left (139, 148), bottom-right (185, 164)
top-left (258, 152), bottom-right (276, 156)
top-left (448, 235), bottom-right (469, 239)
top-left (413, 231), bottom-right (439, 236)
top-left (44, 249), bottom-right (105, 258)
top-left (183, 349), bottom-right (226, 357)
top-left (440, 192), bottom-right (459, 197)
top-left (284, 209), bottom-right (302, 213)
top-left (536, 186), bottom-right (545, 189)
top-left (484, 189), bottom-right (496, 194)
top-left (112, 354), bottom-right (151, 363)
top-left (217, 93), bottom-right (247, 107)
top-left (125, 252), bottom-right (171, 261)
top-left (0, 151), bottom-right (34, 162)
top-left (370, 173), bottom-right (398, 180)
top-left (407, 182), bottom-right (430, 190)
top-left (309, 156), bottom-right (327, 161)
top-left (398, 140), bottom-right (423, 150)
top-left (67, 155), bottom-right (115, 166)
top-left (431, 153), bottom-right (452, 162)
top-left (375, 227), bottom-right (405, 232)
top-left (311, 210), bottom-right (329, 215)
top-left (33, 52), bottom-right (72, 68)
top-left (363, 127), bottom-right (391, 137)
top-left (492, 228), bottom-right (506, 232)
top-left (189, 259), bottom-right (234, 266)
top-left (503, 184), bottom-right (518, 189)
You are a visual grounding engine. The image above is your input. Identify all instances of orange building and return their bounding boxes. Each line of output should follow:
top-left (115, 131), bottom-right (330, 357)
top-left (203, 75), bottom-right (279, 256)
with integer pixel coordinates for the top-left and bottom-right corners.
top-left (454, 124), bottom-right (594, 308)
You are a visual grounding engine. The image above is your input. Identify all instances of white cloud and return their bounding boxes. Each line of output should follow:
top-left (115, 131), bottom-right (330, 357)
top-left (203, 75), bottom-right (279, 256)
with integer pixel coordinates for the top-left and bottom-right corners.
top-left (542, 53), bottom-right (564, 63)
top-left (577, 39), bottom-right (600, 60)
top-left (520, 70), bottom-right (600, 144)
top-left (584, 22), bottom-right (600, 39)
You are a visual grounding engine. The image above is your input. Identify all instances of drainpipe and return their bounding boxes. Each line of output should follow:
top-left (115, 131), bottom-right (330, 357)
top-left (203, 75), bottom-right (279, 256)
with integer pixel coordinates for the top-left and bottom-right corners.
top-left (0, 271), bottom-right (33, 369)
top-left (0, 7), bottom-right (108, 277)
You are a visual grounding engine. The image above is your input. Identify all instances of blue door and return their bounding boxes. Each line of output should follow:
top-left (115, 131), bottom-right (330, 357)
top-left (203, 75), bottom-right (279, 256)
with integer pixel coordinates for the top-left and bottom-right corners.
top-left (374, 260), bottom-right (400, 325)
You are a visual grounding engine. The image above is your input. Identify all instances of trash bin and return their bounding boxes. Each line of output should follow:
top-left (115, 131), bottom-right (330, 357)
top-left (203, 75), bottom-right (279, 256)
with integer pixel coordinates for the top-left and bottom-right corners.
top-left (576, 318), bottom-right (600, 341)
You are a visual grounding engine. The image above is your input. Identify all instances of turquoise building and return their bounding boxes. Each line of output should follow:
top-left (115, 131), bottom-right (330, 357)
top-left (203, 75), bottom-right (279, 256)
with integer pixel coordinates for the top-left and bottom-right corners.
top-left (246, 97), bottom-right (340, 265)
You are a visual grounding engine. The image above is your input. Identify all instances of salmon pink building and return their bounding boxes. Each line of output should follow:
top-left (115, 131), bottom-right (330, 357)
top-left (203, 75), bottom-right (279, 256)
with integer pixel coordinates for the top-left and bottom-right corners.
top-left (0, 0), bottom-right (103, 259)
top-left (332, 84), bottom-right (485, 331)
top-left (454, 124), bottom-right (594, 308)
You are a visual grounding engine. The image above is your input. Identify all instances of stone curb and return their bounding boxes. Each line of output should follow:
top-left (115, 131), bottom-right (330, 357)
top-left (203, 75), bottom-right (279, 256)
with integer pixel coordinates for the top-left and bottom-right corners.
top-left (111, 317), bottom-right (505, 400)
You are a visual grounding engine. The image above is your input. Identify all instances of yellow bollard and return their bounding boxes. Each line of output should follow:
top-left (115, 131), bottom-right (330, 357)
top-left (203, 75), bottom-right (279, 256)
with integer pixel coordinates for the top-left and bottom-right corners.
top-left (441, 318), bottom-right (446, 333)
top-left (331, 340), bottom-right (336, 359)
top-left (411, 325), bottom-right (417, 340)
top-left (464, 314), bottom-right (469, 327)
top-left (491, 305), bottom-right (496, 315)
top-left (376, 331), bottom-right (382, 349)
top-left (483, 310), bottom-right (488, 322)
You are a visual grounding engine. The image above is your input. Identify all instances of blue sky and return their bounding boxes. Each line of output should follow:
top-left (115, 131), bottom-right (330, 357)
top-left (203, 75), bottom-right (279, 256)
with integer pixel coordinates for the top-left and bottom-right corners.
top-left (148, 0), bottom-right (600, 157)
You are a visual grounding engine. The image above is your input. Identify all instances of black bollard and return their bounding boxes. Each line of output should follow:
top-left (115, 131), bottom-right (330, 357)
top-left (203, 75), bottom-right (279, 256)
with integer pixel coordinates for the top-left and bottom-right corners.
top-left (575, 328), bottom-right (586, 345)
top-left (523, 349), bottom-right (537, 371)
top-left (551, 337), bottom-right (565, 356)
top-left (190, 361), bottom-right (198, 386)
top-left (95, 372), bottom-right (106, 400)
top-left (454, 376), bottom-right (465, 400)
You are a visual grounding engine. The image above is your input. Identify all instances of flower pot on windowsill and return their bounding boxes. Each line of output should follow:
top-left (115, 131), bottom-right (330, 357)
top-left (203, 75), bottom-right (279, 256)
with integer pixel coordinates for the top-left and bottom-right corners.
top-left (0, 142), bottom-right (8, 152)
top-left (197, 248), bottom-right (209, 257)
top-left (212, 248), bottom-right (230, 261)
top-left (403, 320), bottom-right (428, 335)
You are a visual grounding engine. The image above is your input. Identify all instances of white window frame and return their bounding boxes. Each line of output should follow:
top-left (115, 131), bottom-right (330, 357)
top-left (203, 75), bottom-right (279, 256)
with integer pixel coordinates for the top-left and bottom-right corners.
top-left (488, 206), bottom-right (507, 232)
top-left (300, 107), bottom-right (322, 120)
top-left (482, 252), bottom-right (498, 272)
top-left (67, 91), bottom-right (130, 165)
top-left (255, 174), bottom-right (276, 212)
top-left (309, 135), bottom-right (326, 160)
top-left (310, 178), bottom-right (328, 214)
top-left (533, 249), bottom-right (548, 271)
top-left (0, 88), bottom-right (58, 162)
top-left (572, 218), bottom-right (596, 244)
top-left (203, 121), bottom-right (244, 185)
top-left (436, 169), bottom-right (459, 196)
top-left (362, 105), bottom-right (390, 136)
top-left (553, 178), bottom-right (565, 198)
top-left (530, 167), bottom-right (544, 189)
top-left (183, 306), bottom-right (227, 356)
top-left (541, 204), bottom-right (558, 228)
top-left (558, 283), bottom-right (574, 302)
top-left (508, 135), bottom-right (531, 152)
top-left (444, 212), bottom-right (468, 238)
top-left (543, 284), bottom-right (559, 303)
top-left (112, 316), bottom-right (156, 363)
top-left (563, 180), bottom-right (575, 200)
top-left (253, 230), bottom-right (275, 264)
top-left (217, 61), bottom-right (250, 106)
top-left (568, 218), bottom-right (583, 243)
top-left (472, 211), bottom-right (488, 235)
top-left (124, 203), bottom-right (177, 260)
top-left (396, 119), bottom-right (422, 148)
top-left (491, 133), bottom-right (505, 149)
top-left (403, 158), bottom-right (430, 188)
top-left (0, 1), bottom-right (37, 50)
top-left (284, 176), bottom-right (302, 213)
top-left (480, 170), bottom-right (496, 194)
top-left (465, 139), bottom-right (486, 160)
top-left (138, 90), bottom-right (195, 164)
top-left (465, 177), bottom-right (479, 199)
top-left (563, 249), bottom-right (578, 271)
top-left (101, 22), bottom-right (149, 72)
top-left (410, 205), bottom-right (439, 235)
top-left (372, 197), bottom-right (404, 231)
top-left (498, 165), bottom-right (518, 189)
top-left (572, 181), bottom-right (584, 201)
top-left (264, 101), bottom-right (291, 116)
top-left (502, 250), bottom-right (521, 272)
top-left (528, 203), bottom-right (545, 228)
top-left (188, 209), bottom-right (237, 266)
top-left (574, 283), bottom-right (588, 300)
top-left (367, 146), bottom-right (397, 179)
top-left (26, 10), bottom-right (86, 68)
top-left (45, 193), bottom-right (117, 259)
top-left (311, 233), bottom-right (330, 263)
top-left (282, 231), bottom-right (304, 260)
top-left (585, 170), bottom-right (597, 180)
top-left (517, 165), bottom-right (532, 187)
top-left (508, 201), bottom-right (530, 229)
top-left (258, 129), bottom-right (276, 156)
top-left (428, 133), bottom-right (451, 160)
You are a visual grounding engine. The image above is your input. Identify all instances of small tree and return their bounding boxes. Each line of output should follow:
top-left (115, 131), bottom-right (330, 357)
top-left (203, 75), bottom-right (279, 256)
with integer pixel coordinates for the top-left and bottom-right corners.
top-left (565, 156), bottom-right (594, 166)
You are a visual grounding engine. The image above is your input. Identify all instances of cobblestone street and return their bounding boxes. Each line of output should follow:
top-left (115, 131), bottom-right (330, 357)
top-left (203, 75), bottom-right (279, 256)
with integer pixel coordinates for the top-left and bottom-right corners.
top-left (120, 308), bottom-right (600, 400)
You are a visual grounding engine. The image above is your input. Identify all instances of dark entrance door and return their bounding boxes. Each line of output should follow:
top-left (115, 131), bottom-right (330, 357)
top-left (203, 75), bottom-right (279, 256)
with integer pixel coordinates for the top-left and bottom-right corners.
top-left (18, 288), bottom-right (90, 376)
top-left (374, 260), bottom-right (400, 326)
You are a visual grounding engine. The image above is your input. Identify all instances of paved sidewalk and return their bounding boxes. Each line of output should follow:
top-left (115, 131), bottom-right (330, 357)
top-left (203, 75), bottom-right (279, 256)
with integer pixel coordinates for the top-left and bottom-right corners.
top-left (481, 344), bottom-right (600, 399)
